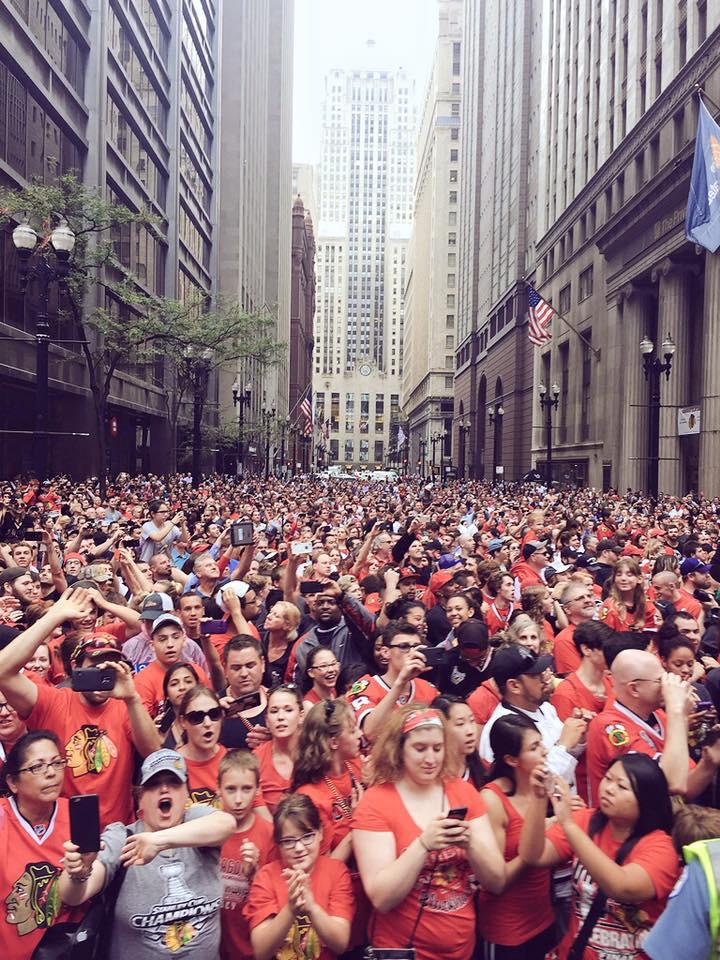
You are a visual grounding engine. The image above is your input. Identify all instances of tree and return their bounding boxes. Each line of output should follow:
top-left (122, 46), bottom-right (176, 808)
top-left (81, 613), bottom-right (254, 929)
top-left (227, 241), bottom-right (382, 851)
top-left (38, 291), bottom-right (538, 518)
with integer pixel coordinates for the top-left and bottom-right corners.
top-left (0, 174), bottom-right (171, 495)
top-left (159, 296), bottom-right (284, 481)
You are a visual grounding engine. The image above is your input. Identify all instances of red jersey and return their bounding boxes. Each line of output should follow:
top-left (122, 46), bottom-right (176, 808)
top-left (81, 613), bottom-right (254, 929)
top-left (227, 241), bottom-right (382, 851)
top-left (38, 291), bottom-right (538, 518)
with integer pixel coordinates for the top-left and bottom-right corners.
top-left (551, 672), bottom-right (614, 804)
top-left (27, 683), bottom-right (136, 826)
top-left (296, 758), bottom-right (362, 855)
top-left (245, 856), bottom-right (353, 960)
top-left (183, 746), bottom-right (226, 807)
top-left (676, 588), bottom-right (703, 621)
top-left (253, 740), bottom-right (291, 814)
top-left (0, 797), bottom-right (83, 960)
top-left (586, 701), bottom-right (673, 803)
top-left (484, 600), bottom-right (515, 637)
top-left (598, 598), bottom-right (658, 632)
top-left (134, 659), bottom-right (209, 719)
top-left (467, 680), bottom-right (501, 726)
top-left (352, 779), bottom-right (484, 960)
top-left (510, 561), bottom-right (545, 592)
top-left (547, 808), bottom-right (679, 960)
top-left (478, 783), bottom-right (554, 945)
top-left (553, 625), bottom-right (582, 675)
top-left (220, 815), bottom-right (275, 960)
top-left (346, 674), bottom-right (439, 727)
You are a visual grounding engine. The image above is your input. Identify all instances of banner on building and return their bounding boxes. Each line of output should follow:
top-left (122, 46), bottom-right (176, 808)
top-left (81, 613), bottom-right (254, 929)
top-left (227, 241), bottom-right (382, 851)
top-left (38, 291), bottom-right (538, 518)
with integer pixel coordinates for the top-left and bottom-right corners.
top-left (678, 406), bottom-right (701, 436)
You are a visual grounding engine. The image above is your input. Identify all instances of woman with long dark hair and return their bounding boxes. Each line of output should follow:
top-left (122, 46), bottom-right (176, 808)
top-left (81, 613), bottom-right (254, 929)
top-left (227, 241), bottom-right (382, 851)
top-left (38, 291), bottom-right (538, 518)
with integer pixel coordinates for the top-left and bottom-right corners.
top-left (431, 694), bottom-right (484, 790)
top-left (519, 753), bottom-right (680, 960)
top-left (477, 715), bottom-right (556, 960)
top-left (159, 661), bottom-right (200, 749)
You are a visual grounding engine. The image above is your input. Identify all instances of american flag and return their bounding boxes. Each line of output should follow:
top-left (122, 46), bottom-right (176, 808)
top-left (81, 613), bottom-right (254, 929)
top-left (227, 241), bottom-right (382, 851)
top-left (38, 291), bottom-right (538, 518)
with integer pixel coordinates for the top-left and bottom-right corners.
top-left (300, 391), bottom-right (313, 436)
top-left (527, 285), bottom-right (554, 347)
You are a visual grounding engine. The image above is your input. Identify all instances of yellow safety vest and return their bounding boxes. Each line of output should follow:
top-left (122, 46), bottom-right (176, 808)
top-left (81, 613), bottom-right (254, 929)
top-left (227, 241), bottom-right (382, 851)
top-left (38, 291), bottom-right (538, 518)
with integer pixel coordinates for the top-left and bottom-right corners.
top-left (683, 838), bottom-right (720, 958)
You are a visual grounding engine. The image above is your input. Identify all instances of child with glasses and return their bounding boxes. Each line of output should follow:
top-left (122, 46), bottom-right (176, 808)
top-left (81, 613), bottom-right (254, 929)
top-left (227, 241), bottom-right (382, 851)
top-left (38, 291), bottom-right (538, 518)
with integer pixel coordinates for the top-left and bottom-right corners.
top-left (245, 794), bottom-right (354, 960)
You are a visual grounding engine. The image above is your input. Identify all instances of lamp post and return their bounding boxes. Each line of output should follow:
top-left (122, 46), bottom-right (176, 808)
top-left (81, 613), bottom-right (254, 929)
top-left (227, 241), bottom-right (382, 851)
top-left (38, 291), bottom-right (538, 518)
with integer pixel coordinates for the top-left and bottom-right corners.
top-left (261, 405), bottom-right (276, 479)
top-left (418, 438), bottom-right (427, 478)
top-left (538, 382), bottom-right (560, 487)
top-left (430, 432), bottom-right (440, 480)
top-left (489, 404), bottom-right (504, 481)
top-left (12, 218), bottom-right (76, 481)
top-left (641, 333), bottom-right (675, 500)
top-left (231, 380), bottom-right (252, 476)
top-left (279, 417), bottom-right (289, 477)
top-left (290, 424), bottom-right (299, 476)
top-left (459, 418), bottom-right (471, 479)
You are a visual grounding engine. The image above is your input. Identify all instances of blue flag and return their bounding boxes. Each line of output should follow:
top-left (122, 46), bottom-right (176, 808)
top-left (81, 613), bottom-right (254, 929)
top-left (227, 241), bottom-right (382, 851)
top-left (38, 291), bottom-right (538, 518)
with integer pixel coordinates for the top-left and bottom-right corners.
top-left (685, 99), bottom-right (720, 253)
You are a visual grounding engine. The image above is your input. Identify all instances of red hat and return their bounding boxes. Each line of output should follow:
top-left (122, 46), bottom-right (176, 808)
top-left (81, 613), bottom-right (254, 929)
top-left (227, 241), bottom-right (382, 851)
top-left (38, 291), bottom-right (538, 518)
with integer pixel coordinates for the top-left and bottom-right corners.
top-left (70, 633), bottom-right (123, 665)
top-left (64, 552), bottom-right (85, 563)
top-left (429, 570), bottom-right (454, 592)
top-left (398, 567), bottom-right (420, 582)
top-left (649, 528), bottom-right (666, 538)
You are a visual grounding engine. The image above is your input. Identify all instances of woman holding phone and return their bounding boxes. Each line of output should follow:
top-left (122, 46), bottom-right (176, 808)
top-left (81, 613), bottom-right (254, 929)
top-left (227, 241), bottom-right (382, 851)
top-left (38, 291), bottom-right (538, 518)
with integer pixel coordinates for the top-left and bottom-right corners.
top-left (159, 662), bottom-right (200, 749)
top-left (0, 730), bottom-right (77, 959)
top-left (352, 704), bottom-right (505, 960)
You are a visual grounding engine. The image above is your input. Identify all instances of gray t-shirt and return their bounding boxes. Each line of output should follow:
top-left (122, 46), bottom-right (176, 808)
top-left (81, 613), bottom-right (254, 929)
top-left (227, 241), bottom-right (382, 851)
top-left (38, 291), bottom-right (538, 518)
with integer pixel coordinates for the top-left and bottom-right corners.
top-left (139, 521), bottom-right (180, 562)
top-left (99, 805), bottom-right (222, 959)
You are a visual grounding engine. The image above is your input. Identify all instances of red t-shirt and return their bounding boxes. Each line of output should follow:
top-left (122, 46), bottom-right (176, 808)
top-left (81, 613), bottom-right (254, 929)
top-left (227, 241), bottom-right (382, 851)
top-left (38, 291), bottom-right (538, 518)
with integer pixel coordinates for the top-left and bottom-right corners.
top-left (478, 782), bottom-right (554, 945)
top-left (676, 588), bottom-right (703, 621)
top-left (245, 856), bottom-right (353, 960)
top-left (183, 746), bottom-right (226, 807)
top-left (551, 673), bottom-right (614, 805)
top-left (27, 684), bottom-right (135, 825)
top-left (346, 674), bottom-right (438, 728)
top-left (467, 680), bottom-right (501, 726)
top-left (352, 779), bottom-right (484, 960)
top-left (134, 659), bottom-right (209, 719)
top-left (253, 741), bottom-right (291, 814)
top-left (546, 808), bottom-right (680, 960)
top-left (0, 797), bottom-right (84, 960)
top-left (220, 815), bottom-right (275, 960)
top-left (586, 701), bottom-right (674, 804)
top-left (296, 758), bottom-right (362, 855)
top-left (553, 625), bottom-right (581, 675)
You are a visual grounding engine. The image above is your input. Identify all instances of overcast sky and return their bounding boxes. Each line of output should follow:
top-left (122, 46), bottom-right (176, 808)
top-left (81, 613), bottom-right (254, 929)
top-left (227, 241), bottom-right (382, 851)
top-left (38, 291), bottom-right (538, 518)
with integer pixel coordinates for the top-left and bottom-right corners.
top-left (292, 0), bottom-right (439, 165)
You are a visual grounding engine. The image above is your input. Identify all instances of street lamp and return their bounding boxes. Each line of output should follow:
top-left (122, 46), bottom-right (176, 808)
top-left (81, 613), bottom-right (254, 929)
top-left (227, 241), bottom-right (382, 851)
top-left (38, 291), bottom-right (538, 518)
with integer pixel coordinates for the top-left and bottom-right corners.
top-left (261, 404), bottom-right (276, 479)
top-left (430, 431), bottom-right (448, 482)
top-left (12, 218), bottom-right (76, 481)
top-left (640, 333), bottom-right (675, 500)
top-left (489, 404), bottom-right (504, 481)
top-left (232, 379), bottom-right (252, 476)
top-left (279, 416), bottom-right (289, 477)
top-left (289, 424), bottom-right (300, 476)
top-left (539, 382), bottom-right (560, 486)
top-left (459, 418), bottom-right (472, 479)
top-left (418, 438), bottom-right (427, 478)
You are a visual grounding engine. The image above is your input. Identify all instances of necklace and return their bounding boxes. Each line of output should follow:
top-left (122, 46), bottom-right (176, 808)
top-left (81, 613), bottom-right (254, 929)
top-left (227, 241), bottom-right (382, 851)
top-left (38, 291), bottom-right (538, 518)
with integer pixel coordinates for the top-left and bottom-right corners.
top-left (323, 763), bottom-right (355, 820)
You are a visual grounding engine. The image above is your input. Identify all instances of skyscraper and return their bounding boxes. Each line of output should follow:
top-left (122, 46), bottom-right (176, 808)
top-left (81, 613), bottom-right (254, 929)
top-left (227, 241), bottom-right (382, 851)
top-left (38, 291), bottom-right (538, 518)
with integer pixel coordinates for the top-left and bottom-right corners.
top-left (314, 67), bottom-right (415, 469)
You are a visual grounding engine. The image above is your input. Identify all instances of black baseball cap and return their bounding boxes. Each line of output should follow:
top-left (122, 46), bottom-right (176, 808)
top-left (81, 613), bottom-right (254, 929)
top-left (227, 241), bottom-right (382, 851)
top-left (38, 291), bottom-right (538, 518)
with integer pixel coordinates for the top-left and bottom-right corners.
top-left (492, 646), bottom-right (553, 685)
top-left (456, 619), bottom-right (489, 649)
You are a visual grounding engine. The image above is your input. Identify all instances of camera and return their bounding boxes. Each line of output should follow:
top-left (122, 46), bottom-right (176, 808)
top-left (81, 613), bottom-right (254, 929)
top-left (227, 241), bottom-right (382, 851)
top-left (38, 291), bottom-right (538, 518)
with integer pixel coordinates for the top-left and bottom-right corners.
top-left (230, 521), bottom-right (254, 547)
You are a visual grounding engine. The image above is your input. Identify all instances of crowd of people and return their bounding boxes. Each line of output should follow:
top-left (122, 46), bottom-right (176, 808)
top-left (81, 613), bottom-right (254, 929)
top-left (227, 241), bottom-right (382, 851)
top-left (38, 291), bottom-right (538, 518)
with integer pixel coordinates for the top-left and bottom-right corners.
top-left (0, 470), bottom-right (720, 959)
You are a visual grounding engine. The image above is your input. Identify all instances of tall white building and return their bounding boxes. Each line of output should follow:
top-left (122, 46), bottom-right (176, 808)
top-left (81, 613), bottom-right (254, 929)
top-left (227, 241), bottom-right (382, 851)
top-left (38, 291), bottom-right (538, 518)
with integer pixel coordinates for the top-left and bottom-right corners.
top-left (314, 68), bottom-right (416, 468)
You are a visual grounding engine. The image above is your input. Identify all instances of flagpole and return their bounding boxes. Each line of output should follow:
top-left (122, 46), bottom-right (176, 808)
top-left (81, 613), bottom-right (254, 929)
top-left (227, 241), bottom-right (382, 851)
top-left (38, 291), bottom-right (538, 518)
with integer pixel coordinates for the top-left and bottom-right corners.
top-left (695, 85), bottom-right (720, 117)
top-left (288, 385), bottom-right (311, 424)
top-left (522, 279), bottom-right (601, 360)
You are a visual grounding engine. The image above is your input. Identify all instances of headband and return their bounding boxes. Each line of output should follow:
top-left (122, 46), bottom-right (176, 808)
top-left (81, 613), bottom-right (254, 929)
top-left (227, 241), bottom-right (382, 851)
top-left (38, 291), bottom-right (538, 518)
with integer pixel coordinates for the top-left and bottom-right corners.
top-left (402, 708), bottom-right (443, 735)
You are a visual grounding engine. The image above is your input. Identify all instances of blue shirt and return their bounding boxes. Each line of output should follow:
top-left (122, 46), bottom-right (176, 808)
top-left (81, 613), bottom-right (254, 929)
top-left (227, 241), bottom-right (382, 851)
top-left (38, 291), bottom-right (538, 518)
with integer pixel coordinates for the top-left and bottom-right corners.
top-left (643, 861), bottom-right (711, 960)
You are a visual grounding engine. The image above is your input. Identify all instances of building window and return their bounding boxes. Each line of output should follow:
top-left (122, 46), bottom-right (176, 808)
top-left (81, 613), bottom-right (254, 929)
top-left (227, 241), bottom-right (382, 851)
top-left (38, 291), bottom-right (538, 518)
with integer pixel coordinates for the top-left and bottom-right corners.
top-left (580, 330), bottom-right (593, 440)
top-left (447, 294), bottom-right (455, 308)
top-left (374, 440), bottom-right (384, 462)
top-left (698, 0), bottom-right (707, 44)
top-left (579, 266), bottom-right (594, 300)
top-left (445, 375), bottom-right (454, 389)
top-left (559, 284), bottom-right (571, 315)
top-left (679, 22), bottom-right (687, 67)
top-left (359, 439), bottom-right (369, 462)
top-left (449, 169), bottom-right (458, 182)
top-left (344, 439), bottom-right (354, 462)
top-left (445, 335), bottom-right (454, 349)
top-left (559, 342), bottom-right (569, 443)
top-left (450, 149), bottom-right (458, 161)
top-left (449, 190), bottom-right (457, 204)
top-left (446, 314), bottom-right (455, 327)
top-left (330, 393), bottom-right (340, 431)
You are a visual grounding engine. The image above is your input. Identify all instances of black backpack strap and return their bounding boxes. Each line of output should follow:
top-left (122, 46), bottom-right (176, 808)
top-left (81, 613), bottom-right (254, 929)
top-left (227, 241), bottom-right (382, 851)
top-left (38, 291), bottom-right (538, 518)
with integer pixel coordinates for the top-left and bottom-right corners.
top-left (567, 834), bottom-right (638, 960)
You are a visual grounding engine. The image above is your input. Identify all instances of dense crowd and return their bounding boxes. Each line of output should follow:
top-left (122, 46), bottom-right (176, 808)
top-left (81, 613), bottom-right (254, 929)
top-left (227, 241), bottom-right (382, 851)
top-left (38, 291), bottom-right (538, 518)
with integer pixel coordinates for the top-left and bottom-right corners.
top-left (0, 471), bottom-right (720, 960)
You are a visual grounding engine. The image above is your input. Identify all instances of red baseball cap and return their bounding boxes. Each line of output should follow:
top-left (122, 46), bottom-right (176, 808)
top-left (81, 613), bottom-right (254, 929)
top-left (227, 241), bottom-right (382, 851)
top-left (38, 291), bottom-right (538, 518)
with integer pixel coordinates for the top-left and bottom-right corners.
top-left (70, 633), bottom-right (124, 665)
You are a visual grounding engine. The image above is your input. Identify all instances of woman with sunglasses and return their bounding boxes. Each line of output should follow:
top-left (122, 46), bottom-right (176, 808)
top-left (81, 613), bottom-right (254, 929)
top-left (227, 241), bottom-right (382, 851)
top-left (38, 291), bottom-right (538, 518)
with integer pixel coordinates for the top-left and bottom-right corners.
top-left (177, 685), bottom-right (226, 806)
top-left (246, 794), bottom-right (354, 960)
top-left (302, 647), bottom-right (340, 711)
top-left (352, 704), bottom-right (505, 960)
top-left (0, 730), bottom-right (77, 958)
top-left (519, 753), bottom-right (680, 960)
top-left (254, 684), bottom-right (303, 814)
top-left (158, 662), bottom-right (200, 750)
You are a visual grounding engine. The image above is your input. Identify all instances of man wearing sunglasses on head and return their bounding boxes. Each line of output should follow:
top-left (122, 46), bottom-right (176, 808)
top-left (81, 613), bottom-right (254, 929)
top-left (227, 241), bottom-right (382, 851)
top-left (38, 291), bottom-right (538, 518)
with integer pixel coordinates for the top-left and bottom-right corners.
top-left (346, 622), bottom-right (438, 742)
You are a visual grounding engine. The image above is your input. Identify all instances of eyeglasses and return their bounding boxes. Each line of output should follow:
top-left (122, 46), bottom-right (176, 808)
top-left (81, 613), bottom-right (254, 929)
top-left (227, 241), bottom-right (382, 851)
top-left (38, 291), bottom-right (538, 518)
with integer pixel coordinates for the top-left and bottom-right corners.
top-left (310, 661), bottom-right (339, 672)
top-left (389, 642), bottom-right (424, 651)
top-left (183, 707), bottom-right (223, 725)
top-left (0, 701), bottom-right (17, 715)
top-left (277, 831), bottom-right (317, 851)
top-left (17, 758), bottom-right (66, 777)
top-left (630, 677), bottom-right (663, 685)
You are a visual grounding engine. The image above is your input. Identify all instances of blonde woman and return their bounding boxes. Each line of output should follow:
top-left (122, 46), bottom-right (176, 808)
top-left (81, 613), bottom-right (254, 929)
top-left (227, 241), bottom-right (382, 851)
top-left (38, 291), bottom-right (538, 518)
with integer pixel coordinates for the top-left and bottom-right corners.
top-left (261, 601), bottom-right (302, 687)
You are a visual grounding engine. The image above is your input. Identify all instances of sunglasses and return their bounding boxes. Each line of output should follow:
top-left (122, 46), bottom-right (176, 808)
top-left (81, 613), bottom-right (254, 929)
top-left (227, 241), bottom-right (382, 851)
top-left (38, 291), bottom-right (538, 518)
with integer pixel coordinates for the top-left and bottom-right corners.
top-left (183, 707), bottom-right (223, 725)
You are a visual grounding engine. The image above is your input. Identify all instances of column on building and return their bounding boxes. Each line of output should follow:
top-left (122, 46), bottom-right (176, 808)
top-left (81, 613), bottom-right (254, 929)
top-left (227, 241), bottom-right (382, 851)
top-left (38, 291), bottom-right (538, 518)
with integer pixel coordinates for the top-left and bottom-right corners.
top-left (618, 283), bottom-right (655, 492)
top-left (700, 252), bottom-right (720, 496)
top-left (653, 259), bottom-right (693, 497)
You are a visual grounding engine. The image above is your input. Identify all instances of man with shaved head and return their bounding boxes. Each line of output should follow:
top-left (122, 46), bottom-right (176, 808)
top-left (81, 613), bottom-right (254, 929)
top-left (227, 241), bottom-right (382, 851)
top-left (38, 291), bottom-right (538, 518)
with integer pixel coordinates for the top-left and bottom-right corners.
top-left (586, 649), bottom-right (694, 800)
top-left (652, 569), bottom-right (703, 628)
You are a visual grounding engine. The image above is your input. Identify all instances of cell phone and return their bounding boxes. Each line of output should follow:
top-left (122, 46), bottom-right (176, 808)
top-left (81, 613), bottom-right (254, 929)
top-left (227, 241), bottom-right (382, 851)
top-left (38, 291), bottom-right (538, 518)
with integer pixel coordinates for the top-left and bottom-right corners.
top-left (23, 531), bottom-right (43, 542)
top-left (123, 538), bottom-right (140, 549)
top-left (446, 806), bottom-right (468, 820)
top-left (230, 521), bottom-right (254, 547)
top-left (70, 667), bottom-right (116, 692)
top-left (291, 541), bottom-right (314, 556)
top-left (694, 701), bottom-right (715, 712)
top-left (70, 794), bottom-right (101, 853)
top-left (226, 691), bottom-right (262, 716)
top-left (300, 580), bottom-right (325, 595)
top-left (420, 645), bottom-right (447, 668)
top-left (200, 619), bottom-right (227, 635)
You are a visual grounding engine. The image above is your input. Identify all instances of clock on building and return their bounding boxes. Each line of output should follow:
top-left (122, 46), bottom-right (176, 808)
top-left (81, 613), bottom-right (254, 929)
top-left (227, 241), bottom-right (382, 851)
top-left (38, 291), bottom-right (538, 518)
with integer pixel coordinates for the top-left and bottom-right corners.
top-left (359, 362), bottom-right (372, 376)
